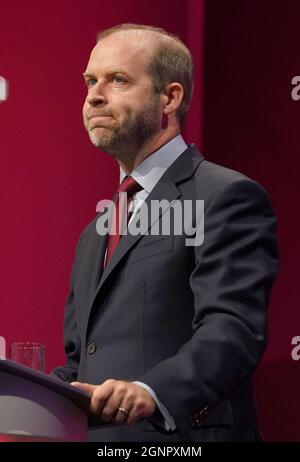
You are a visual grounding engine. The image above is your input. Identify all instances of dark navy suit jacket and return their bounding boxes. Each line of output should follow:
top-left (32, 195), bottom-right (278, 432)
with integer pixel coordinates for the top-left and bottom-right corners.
top-left (52, 145), bottom-right (279, 441)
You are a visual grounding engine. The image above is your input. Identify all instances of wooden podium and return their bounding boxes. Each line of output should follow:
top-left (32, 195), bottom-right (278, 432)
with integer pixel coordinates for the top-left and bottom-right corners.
top-left (0, 360), bottom-right (91, 442)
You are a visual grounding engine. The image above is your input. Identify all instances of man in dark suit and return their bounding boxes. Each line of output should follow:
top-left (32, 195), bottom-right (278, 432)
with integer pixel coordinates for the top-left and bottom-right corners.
top-left (52, 23), bottom-right (279, 442)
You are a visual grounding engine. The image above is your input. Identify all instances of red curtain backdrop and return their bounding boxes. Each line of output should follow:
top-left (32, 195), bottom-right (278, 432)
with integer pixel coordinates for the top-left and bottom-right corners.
top-left (203, 0), bottom-right (300, 441)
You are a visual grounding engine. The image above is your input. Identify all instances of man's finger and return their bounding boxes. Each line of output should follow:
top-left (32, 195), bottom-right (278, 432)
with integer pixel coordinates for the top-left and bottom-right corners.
top-left (70, 382), bottom-right (97, 396)
top-left (90, 384), bottom-right (115, 415)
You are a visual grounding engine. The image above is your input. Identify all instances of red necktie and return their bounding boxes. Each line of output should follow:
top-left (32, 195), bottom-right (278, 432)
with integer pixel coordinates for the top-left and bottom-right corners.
top-left (104, 176), bottom-right (143, 267)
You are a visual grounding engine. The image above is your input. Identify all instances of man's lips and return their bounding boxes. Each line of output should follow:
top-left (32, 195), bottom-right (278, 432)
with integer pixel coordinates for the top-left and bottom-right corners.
top-left (88, 114), bottom-right (113, 120)
top-left (88, 115), bottom-right (114, 128)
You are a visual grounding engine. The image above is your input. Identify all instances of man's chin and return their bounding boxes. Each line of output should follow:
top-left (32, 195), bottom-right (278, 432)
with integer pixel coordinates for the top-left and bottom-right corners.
top-left (88, 133), bottom-right (119, 155)
top-left (89, 129), bottom-right (110, 148)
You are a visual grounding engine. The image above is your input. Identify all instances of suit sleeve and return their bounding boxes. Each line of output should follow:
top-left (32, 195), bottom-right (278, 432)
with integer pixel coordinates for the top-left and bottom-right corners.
top-left (51, 235), bottom-right (83, 383)
top-left (136, 178), bottom-right (279, 434)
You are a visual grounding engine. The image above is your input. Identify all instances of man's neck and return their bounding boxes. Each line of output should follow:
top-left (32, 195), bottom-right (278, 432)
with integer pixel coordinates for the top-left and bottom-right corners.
top-left (117, 129), bottom-right (181, 175)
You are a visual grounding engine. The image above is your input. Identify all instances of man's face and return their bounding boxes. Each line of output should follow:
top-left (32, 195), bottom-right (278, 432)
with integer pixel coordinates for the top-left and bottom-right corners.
top-left (82, 32), bottom-right (163, 158)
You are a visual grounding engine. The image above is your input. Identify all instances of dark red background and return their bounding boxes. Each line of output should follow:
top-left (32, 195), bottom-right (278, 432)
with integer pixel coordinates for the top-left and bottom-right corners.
top-left (0, 0), bottom-right (298, 440)
top-left (204, 1), bottom-right (300, 441)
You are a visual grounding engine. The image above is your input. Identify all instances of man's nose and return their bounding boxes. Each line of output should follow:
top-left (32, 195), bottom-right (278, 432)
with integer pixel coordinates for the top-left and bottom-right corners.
top-left (86, 82), bottom-right (107, 106)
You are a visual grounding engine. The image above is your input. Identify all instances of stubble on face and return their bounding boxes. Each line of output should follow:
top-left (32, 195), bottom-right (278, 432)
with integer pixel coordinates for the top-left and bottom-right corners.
top-left (87, 91), bottom-right (161, 162)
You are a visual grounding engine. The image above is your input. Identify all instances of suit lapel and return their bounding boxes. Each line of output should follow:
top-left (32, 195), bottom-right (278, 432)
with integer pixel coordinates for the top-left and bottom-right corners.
top-left (86, 144), bottom-right (204, 328)
top-left (97, 174), bottom-right (180, 289)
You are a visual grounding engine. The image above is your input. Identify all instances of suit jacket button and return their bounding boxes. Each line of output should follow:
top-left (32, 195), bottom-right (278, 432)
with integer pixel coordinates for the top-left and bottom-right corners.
top-left (86, 342), bottom-right (97, 355)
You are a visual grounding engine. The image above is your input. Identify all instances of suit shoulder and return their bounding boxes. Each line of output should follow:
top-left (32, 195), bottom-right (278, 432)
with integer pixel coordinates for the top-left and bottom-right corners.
top-left (194, 159), bottom-right (270, 201)
top-left (195, 159), bottom-right (249, 185)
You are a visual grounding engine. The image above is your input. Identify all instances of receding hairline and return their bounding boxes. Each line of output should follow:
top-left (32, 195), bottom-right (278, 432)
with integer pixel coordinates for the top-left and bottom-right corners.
top-left (96, 28), bottom-right (190, 55)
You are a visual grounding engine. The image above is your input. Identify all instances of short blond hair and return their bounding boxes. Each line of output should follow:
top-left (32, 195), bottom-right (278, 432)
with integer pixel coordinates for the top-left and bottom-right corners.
top-left (96, 23), bottom-right (194, 128)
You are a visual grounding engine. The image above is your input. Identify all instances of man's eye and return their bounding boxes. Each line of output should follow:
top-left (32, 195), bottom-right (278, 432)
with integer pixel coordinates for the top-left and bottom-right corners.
top-left (86, 79), bottom-right (96, 87)
top-left (113, 76), bottom-right (126, 84)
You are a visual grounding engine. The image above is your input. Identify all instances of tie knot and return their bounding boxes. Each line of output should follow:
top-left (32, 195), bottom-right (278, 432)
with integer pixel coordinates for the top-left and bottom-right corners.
top-left (117, 176), bottom-right (143, 197)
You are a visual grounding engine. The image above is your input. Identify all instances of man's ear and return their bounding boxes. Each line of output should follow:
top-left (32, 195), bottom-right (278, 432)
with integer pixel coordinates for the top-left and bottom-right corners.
top-left (163, 82), bottom-right (184, 115)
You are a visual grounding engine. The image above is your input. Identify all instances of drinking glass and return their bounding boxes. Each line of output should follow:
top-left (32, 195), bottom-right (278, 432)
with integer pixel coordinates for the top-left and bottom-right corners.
top-left (9, 342), bottom-right (45, 372)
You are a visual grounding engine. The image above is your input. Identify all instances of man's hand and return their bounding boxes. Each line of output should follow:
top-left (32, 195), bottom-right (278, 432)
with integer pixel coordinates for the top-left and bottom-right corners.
top-left (71, 379), bottom-right (157, 426)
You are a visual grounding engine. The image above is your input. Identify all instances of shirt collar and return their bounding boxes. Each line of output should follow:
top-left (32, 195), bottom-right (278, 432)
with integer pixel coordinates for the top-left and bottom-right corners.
top-left (119, 134), bottom-right (188, 193)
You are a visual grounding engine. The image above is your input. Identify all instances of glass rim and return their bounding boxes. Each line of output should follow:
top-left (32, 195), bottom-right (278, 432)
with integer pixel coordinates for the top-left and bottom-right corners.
top-left (9, 342), bottom-right (44, 350)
